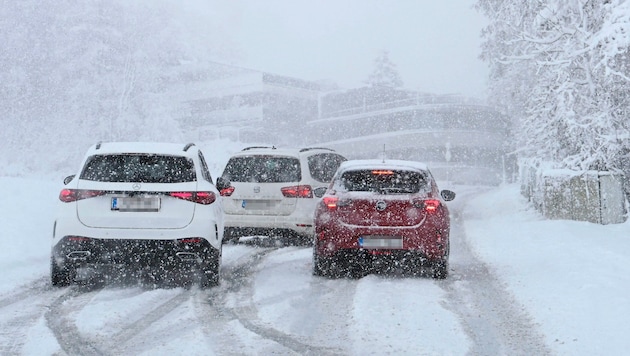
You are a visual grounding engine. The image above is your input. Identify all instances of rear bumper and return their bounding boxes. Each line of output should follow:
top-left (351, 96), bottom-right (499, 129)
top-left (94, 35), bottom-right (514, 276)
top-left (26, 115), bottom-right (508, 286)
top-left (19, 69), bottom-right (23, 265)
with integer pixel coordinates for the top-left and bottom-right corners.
top-left (53, 215), bottom-right (223, 250)
top-left (51, 236), bottom-right (219, 270)
top-left (224, 214), bottom-right (314, 238)
top-left (314, 224), bottom-right (448, 261)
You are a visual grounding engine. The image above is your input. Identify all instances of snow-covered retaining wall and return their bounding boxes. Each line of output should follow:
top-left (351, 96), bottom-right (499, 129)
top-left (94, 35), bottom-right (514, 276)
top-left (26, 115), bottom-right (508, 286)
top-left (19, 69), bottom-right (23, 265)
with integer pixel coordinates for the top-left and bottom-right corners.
top-left (520, 165), bottom-right (627, 224)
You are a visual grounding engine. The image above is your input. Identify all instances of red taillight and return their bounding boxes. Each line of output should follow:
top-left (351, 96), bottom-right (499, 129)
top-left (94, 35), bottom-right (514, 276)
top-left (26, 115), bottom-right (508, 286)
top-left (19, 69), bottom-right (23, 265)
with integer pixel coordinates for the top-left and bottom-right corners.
top-left (220, 186), bottom-right (235, 196)
top-left (281, 185), bottom-right (313, 198)
top-left (169, 192), bottom-right (216, 205)
top-left (322, 196), bottom-right (338, 209)
top-left (59, 189), bottom-right (107, 202)
top-left (372, 170), bottom-right (394, 175)
top-left (423, 199), bottom-right (441, 213)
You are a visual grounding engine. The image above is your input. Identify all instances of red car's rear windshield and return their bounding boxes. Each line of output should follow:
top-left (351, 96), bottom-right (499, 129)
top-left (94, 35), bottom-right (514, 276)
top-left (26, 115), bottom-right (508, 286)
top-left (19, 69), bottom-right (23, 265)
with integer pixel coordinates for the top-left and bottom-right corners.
top-left (338, 169), bottom-right (428, 194)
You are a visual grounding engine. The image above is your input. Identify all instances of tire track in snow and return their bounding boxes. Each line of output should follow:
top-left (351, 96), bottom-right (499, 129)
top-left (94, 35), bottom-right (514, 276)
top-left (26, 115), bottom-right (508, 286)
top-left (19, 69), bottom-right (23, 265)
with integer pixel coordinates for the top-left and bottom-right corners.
top-left (104, 290), bottom-right (191, 354)
top-left (0, 277), bottom-right (65, 355)
top-left (198, 245), bottom-right (342, 355)
top-left (45, 287), bottom-right (106, 356)
top-left (440, 189), bottom-right (552, 355)
top-left (46, 282), bottom-right (192, 356)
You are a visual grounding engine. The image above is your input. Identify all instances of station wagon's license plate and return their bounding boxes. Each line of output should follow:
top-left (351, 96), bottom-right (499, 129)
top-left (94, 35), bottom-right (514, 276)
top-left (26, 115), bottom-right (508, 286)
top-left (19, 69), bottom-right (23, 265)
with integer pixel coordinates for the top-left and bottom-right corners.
top-left (242, 199), bottom-right (276, 210)
top-left (359, 236), bottom-right (403, 249)
top-left (111, 196), bottom-right (160, 212)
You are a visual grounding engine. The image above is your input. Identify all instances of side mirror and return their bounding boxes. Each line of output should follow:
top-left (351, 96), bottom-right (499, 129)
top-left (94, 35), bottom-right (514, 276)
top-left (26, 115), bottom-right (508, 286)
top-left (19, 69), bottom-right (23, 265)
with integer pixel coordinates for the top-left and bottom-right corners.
top-left (313, 187), bottom-right (328, 198)
top-left (441, 190), bottom-right (456, 201)
top-left (216, 177), bottom-right (231, 191)
top-left (63, 175), bottom-right (76, 185)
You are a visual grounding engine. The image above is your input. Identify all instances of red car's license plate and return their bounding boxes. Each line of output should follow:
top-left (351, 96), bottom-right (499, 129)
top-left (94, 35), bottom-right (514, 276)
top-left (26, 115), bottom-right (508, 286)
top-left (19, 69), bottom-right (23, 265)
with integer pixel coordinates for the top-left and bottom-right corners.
top-left (359, 237), bottom-right (403, 249)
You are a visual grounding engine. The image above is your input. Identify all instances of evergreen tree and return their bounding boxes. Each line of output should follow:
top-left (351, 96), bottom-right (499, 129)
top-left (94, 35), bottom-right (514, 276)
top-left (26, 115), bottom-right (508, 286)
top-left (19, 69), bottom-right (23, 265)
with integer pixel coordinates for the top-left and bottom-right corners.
top-left (365, 50), bottom-right (404, 88)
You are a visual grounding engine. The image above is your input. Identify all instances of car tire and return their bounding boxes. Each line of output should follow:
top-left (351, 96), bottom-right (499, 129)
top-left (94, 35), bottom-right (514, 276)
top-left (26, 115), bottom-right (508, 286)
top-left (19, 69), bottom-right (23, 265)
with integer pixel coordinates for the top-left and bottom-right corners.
top-left (200, 248), bottom-right (221, 288)
top-left (312, 251), bottom-right (332, 277)
top-left (50, 258), bottom-right (73, 287)
top-left (431, 259), bottom-right (449, 279)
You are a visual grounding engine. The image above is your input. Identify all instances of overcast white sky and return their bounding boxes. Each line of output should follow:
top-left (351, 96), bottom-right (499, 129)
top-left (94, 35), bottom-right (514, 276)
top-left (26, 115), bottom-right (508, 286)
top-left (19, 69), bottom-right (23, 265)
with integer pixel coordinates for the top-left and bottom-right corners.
top-left (213, 1), bottom-right (488, 98)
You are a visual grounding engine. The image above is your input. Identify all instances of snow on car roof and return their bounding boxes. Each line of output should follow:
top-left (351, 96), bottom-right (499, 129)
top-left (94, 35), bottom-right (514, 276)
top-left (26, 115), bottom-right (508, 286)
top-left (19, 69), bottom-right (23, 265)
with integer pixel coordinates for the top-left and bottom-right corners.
top-left (86, 142), bottom-right (196, 155)
top-left (338, 159), bottom-right (429, 172)
top-left (232, 146), bottom-right (335, 157)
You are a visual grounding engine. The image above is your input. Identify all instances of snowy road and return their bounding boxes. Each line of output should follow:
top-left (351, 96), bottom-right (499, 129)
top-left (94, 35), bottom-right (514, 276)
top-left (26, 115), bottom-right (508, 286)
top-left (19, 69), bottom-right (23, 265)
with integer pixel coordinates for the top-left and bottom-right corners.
top-left (0, 185), bottom-right (553, 355)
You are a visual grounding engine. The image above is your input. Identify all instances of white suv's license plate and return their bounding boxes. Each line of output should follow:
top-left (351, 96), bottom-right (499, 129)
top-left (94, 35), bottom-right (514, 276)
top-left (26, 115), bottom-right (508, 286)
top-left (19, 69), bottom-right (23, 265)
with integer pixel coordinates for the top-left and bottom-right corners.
top-left (359, 236), bottom-right (403, 249)
top-left (111, 196), bottom-right (161, 212)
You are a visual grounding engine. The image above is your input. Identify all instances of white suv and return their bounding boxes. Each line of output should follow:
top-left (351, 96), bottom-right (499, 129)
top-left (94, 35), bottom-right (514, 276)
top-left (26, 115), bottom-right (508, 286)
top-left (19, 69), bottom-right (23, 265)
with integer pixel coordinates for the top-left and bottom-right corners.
top-left (220, 146), bottom-right (346, 245)
top-left (51, 142), bottom-right (230, 288)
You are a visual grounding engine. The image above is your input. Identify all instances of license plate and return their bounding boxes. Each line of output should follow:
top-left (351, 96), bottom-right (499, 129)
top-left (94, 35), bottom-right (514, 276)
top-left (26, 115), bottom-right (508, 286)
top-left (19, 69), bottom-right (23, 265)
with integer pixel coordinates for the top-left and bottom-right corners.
top-left (359, 236), bottom-right (403, 249)
top-left (112, 196), bottom-right (160, 212)
top-left (242, 200), bottom-right (276, 210)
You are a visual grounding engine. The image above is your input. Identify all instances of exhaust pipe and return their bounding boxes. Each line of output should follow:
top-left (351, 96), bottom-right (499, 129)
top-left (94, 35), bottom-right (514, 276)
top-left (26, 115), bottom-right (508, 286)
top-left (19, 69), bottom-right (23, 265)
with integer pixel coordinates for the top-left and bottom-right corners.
top-left (67, 251), bottom-right (91, 260)
top-left (176, 252), bottom-right (201, 263)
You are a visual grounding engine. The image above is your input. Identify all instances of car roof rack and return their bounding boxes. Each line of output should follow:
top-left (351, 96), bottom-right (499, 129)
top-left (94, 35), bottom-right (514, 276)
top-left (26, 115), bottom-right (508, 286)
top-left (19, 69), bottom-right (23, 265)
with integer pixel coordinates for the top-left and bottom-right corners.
top-left (183, 143), bottom-right (196, 152)
top-left (242, 146), bottom-right (276, 151)
top-left (299, 147), bottom-right (335, 152)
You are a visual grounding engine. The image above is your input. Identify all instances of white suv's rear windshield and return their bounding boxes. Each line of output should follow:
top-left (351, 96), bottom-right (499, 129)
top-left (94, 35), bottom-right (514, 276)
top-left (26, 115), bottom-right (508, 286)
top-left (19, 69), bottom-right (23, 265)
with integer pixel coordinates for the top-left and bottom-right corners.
top-left (80, 154), bottom-right (196, 183)
top-left (338, 169), bottom-right (428, 194)
top-left (222, 156), bottom-right (301, 183)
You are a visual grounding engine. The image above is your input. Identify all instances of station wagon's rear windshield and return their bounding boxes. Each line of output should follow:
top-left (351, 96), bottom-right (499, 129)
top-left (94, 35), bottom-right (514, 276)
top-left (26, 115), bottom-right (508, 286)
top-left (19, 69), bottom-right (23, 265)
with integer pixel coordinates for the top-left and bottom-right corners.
top-left (222, 155), bottom-right (301, 183)
top-left (338, 169), bottom-right (428, 194)
top-left (80, 154), bottom-right (196, 183)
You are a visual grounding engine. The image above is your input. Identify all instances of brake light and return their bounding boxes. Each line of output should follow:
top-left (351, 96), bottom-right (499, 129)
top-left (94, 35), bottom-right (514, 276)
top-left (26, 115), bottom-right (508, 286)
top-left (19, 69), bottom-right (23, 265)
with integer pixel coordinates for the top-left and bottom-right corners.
top-left (281, 185), bottom-right (313, 198)
top-left (372, 170), bottom-right (394, 175)
top-left (169, 192), bottom-right (216, 205)
top-left (59, 189), bottom-right (107, 202)
top-left (220, 186), bottom-right (235, 197)
top-left (423, 199), bottom-right (441, 212)
top-left (323, 196), bottom-right (339, 209)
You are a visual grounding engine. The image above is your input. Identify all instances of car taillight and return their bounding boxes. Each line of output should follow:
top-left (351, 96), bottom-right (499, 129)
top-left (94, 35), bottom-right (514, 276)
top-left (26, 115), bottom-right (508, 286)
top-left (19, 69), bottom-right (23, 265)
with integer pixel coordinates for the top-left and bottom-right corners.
top-left (322, 196), bottom-right (339, 209)
top-left (169, 192), bottom-right (216, 205)
top-left (281, 185), bottom-right (313, 198)
top-left (220, 186), bottom-right (235, 197)
top-left (422, 199), bottom-right (441, 213)
top-left (59, 189), bottom-right (107, 202)
top-left (372, 170), bottom-right (394, 175)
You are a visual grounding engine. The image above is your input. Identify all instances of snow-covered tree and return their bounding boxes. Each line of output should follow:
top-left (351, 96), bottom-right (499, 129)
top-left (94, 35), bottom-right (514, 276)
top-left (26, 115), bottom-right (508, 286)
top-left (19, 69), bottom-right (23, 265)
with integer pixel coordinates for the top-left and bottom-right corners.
top-left (365, 50), bottom-right (404, 88)
top-left (476, 0), bottom-right (630, 171)
top-left (0, 0), bottom-right (235, 174)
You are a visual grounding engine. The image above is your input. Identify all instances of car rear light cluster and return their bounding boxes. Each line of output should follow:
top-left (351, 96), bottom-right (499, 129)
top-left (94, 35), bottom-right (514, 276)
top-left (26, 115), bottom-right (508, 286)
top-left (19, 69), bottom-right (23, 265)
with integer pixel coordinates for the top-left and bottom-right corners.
top-left (169, 192), bottom-right (216, 205)
top-left (323, 196), bottom-right (339, 209)
top-left (281, 185), bottom-right (313, 198)
top-left (220, 186), bottom-right (235, 196)
top-left (59, 189), bottom-right (107, 202)
top-left (414, 198), bottom-right (441, 213)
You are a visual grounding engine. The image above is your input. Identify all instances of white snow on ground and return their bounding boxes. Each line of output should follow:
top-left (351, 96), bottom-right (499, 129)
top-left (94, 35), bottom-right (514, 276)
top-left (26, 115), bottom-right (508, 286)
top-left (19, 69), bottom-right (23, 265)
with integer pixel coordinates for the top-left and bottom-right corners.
top-left (463, 185), bottom-right (630, 355)
top-left (1, 172), bottom-right (629, 354)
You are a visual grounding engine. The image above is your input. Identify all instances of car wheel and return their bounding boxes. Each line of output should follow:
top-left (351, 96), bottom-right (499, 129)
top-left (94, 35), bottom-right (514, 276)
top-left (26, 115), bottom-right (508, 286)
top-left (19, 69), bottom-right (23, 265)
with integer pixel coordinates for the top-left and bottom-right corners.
top-left (431, 259), bottom-right (449, 279)
top-left (50, 258), bottom-right (73, 287)
top-left (312, 251), bottom-right (333, 277)
top-left (200, 248), bottom-right (221, 288)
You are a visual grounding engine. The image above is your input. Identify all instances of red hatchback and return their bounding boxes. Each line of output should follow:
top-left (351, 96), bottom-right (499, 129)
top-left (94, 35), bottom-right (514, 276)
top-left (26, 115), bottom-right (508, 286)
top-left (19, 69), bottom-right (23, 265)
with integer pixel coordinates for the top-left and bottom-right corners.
top-left (313, 159), bottom-right (455, 279)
